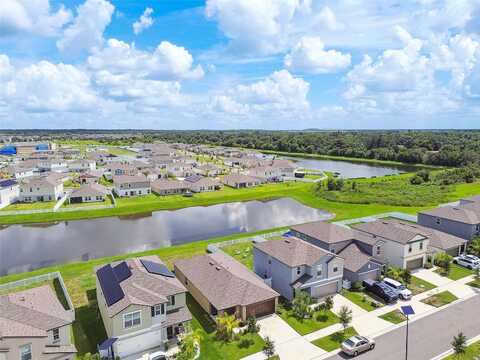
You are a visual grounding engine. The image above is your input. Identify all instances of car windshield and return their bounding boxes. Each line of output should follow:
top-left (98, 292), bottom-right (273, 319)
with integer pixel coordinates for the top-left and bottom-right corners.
top-left (398, 284), bottom-right (406, 290)
top-left (344, 339), bottom-right (356, 347)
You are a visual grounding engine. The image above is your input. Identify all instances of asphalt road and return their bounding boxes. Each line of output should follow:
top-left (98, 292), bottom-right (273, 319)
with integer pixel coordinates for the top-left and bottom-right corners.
top-left (325, 294), bottom-right (480, 360)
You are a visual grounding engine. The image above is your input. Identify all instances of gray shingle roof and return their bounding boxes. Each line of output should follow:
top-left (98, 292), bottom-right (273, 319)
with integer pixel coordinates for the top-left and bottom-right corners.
top-left (338, 243), bottom-right (377, 273)
top-left (419, 204), bottom-right (480, 225)
top-left (254, 237), bottom-right (333, 267)
top-left (353, 220), bottom-right (427, 244)
top-left (291, 221), bottom-right (354, 244)
top-left (174, 252), bottom-right (279, 311)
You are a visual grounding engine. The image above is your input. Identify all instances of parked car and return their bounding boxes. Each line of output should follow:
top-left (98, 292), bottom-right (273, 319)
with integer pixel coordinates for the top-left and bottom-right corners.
top-left (383, 277), bottom-right (412, 300)
top-left (453, 254), bottom-right (480, 270)
top-left (363, 279), bottom-right (398, 303)
top-left (341, 335), bottom-right (376, 357)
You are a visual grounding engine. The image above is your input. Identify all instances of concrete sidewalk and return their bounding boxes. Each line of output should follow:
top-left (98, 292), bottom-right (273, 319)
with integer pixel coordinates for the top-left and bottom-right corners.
top-left (242, 269), bottom-right (478, 360)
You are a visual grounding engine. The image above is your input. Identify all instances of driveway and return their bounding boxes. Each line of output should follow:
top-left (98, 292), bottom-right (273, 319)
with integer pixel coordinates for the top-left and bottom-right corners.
top-left (412, 268), bottom-right (452, 287)
top-left (243, 314), bottom-right (327, 360)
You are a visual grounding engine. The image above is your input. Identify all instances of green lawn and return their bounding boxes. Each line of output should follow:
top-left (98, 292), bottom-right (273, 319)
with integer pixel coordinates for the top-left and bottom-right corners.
top-left (379, 310), bottom-right (407, 324)
top-left (187, 295), bottom-right (265, 360)
top-left (467, 279), bottom-right (480, 288)
top-left (222, 242), bottom-right (254, 269)
top-left (0, 179), bottom-right (433, 224)
top-left (408, 276), bottom-right (437, 295)
top-left (435, 263), bottom-right (475, 280)
top-left (0, 227), bottom-right (288, 355)
top-left (341, 289), bottom-right (384, 311)
top-left (421, 291), bottom-right (458, 307)
top-left (444, 340), bottom-right (480, 360)
top-left (277, 304), bottom-right (340, 336)
top-left (0, 201), bottom-right (56, 211)
top-left (312, 327), bottom-right (358, 352)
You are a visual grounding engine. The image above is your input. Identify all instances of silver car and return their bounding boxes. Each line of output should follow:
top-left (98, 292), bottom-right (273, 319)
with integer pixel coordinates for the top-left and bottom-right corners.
top-left (341, 335), bottom-right (376, 357)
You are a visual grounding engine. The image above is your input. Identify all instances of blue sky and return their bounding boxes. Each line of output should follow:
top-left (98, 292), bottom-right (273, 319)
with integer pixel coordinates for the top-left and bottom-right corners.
top-left (1, 0), bottom-right (480, 129)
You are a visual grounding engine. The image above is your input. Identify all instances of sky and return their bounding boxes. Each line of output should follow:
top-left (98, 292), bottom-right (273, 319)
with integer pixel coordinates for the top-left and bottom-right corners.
top-left (1, 0), bottom-right (480, 130)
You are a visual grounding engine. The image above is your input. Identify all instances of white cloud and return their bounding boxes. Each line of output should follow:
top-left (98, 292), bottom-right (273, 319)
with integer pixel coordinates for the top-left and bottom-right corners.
top-left (210, 69), bottom-right (310, 117)
top-left (57, 0), bottom-right (114, 54)
top-left (4, 60), bottom-right (98, 112)
top-left (284, 36), bottom-right (351, 74)
top-left (88, 39), bottom-right (204, 80)
top-left (205, 0), bottom-right (305, 55)
top-left (313, 6), bottom-right (344, 31)
top-left (0, 0), bottom-right (71, 37)
top-left (133, 7), bottom-right (154, 35)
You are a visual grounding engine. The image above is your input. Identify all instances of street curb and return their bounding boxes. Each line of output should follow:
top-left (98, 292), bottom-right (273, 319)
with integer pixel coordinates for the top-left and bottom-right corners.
top-left (430, 334), bottom-right (480, 360)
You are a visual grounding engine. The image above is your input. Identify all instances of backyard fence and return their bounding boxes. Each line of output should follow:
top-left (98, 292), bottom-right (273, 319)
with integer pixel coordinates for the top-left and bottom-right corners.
top-left (207, 230), bottom-right (285, 253)
top-left (0, 271), bottom-right (75, 318)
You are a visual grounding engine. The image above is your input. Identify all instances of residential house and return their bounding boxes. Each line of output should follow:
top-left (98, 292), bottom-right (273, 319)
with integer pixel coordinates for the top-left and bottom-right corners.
top-left (174, 252), bottom-right (279, 321)
top-left (0, 284), bottom-right (76, 360)
top-left (248, 166), bottom-right (282, 182)
top-left (167, 162), bottom-right (195, 178)
top-left (0, 179), bottom-right (19, 209)
top-left (151, 180), bottom-right (190, 196)
top-left (290, 221), bottom-right (384, 282)
top-left (418, 204), bottom-right (480, 240)
top-left (3, 165), bottom-right (35, 179)
top-left (19, 176), bottom-right (64, 202)
top-left (184, 175), bottom-right (219, 193)
top-left (37, 159), bottom-right (68, 173)
top-left (67, 159), bottom-right (96, 173)
top-left (222, 174), bottom-right (262, 189)
top-left (68, 183), bottom-right (109, 203)
top-left (78, 169), bottom-right (104, 184)
top-left (194, 164), bottom-right (222, 177)
top-left (253, 237), bottom-right (344, 301)
top-left (142, 168), bottom-right (168, 182)
top-left (105, 163), bottom-right (138, 180)
top-left (113, 175), bottom-right (151, 197)
top-left (352, 219), bottom-right (430, 270)
top-left (96, 256), bottom-right (192, 359)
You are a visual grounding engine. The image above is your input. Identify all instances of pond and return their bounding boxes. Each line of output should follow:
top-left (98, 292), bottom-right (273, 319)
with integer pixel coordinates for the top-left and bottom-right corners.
top-left (285, 156), bottom-right (418, 179)
top-left (0, 198), bottom-right (332, 275)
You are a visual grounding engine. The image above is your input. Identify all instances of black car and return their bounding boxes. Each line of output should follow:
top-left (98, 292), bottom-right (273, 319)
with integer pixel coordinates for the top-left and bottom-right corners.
top-left (362, 279), bottom-right (398, 304)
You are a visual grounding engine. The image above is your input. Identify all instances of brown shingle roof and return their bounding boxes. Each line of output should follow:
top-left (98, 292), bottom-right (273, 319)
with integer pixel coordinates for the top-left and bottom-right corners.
top-left (0, 285), bottom-right (73, 338)
top-left (97, 256), bottom-right (187, 317)
top-left (254, 237), bottom-right (333, 267)
top-left (338, 243), bottom-right (376, 273)
top-left (291, 221), bottom-right (354, 244)
top-left (174, 252), bottom-right (279, 311)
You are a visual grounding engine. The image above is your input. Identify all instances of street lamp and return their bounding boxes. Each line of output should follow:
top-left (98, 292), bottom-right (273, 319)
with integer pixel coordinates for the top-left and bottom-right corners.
top-left (401, 305), bottom-right (415, 360)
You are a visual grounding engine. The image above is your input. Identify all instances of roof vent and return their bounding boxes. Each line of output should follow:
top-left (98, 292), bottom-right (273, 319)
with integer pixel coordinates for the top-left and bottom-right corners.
top-left (284, 239), bottom-right (290, 243)
top-left (215, 266), bottom-right (221, 271)
top-left (209, 261), bottom-right (215, 266)
top-left (19, 296), bottom-right (25, 301)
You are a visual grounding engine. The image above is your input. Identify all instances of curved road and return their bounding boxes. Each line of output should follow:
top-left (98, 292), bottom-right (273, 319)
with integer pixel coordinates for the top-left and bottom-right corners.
top-left (325, 294), bottom-right (480, 360)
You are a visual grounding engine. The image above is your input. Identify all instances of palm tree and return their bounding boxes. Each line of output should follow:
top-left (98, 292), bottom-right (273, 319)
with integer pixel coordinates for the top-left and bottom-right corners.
top-left (178, 329), bottom-right (203, 360)
top-left (452, 332), bottom-right (467, 359)
top-left (216, 313), bottom-right (241, 341)
top-left (469, 237), bottom-right (480, 257)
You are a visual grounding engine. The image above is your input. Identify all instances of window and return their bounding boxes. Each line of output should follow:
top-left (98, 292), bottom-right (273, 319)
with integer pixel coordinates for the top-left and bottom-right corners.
top-left (123, 311), bottom-right (141, 329)
top-left (20, 344), bottom-right (32, 360)
top-left (333, 267), bottom-right (338, 273)
top-left (436, 218), bottom-right (441, 225)
top-left (168, 295), bottom-right (175, 306)
top-left (316, 266), bottom-right (322, 277)
top-left (152, 304), bottom-right (165, 317)
top-left (419, 242), bottom-right (424, 250)
top-left (408, 245), bottom-right (412, 253)
top-left (376, 246), bottom-right (381, 255)
top-left (296, 267), bottom-right (301, 275)
top-left (52, 328), bottom-right (60, 342)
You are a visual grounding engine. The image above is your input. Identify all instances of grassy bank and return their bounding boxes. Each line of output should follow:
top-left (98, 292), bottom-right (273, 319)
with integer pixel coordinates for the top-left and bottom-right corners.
top-left (0, 181), bottom-right (429, 224)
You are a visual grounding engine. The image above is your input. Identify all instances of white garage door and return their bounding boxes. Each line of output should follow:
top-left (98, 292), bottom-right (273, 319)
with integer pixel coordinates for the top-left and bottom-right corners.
top-left (115, 328), bottom-right (163, 358)
top-left (310, 282), bottom-right (338, 299)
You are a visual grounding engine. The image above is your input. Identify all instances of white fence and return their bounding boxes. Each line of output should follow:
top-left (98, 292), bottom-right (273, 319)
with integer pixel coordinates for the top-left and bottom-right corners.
top-left (0, 271), bottom-right (75, 318)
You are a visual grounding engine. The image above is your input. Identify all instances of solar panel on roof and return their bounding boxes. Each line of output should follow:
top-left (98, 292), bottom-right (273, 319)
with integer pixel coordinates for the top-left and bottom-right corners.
top-left (185, 175), bottom-right (202, 183)
top-left (140, 259), bottom-right (175, 278)
top-left (97, 265), bottom-right (125, 306)
top-left (113, 261), bottom-right (132, 282)
top-left (0, 179), bottom-right (17, 188)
